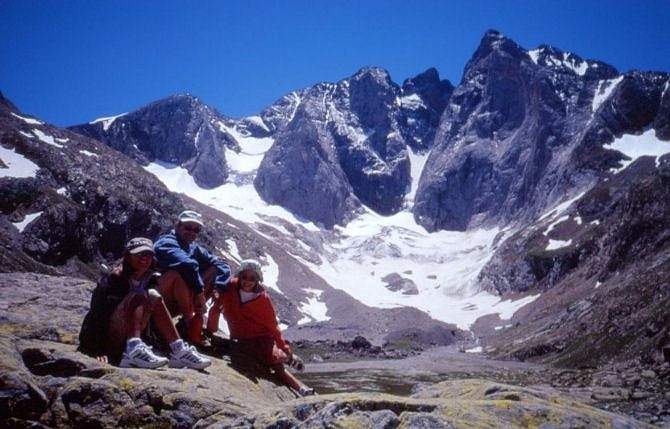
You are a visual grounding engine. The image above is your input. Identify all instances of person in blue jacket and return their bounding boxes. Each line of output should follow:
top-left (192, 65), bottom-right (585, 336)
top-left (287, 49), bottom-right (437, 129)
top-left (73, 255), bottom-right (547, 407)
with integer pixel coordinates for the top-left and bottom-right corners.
top-left (154, 210), bottom-right (231, 346)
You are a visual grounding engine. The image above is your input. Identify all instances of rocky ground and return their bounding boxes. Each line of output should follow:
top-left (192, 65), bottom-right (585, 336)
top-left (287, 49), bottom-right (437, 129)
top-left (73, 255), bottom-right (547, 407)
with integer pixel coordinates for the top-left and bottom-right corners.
top-left (300, 347), bottom-right (670, 427)
top-left (1, 271), bottom-right (660, 428)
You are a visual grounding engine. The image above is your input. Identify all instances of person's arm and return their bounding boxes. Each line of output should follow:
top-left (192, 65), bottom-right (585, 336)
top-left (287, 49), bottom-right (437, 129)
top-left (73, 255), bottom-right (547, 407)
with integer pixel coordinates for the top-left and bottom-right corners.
top-left (194, 245), bottom-right (231, 291)
top-left (257, 294), bottom-right (291, 356)
top-left (154, 235), bottom-right (205, 292)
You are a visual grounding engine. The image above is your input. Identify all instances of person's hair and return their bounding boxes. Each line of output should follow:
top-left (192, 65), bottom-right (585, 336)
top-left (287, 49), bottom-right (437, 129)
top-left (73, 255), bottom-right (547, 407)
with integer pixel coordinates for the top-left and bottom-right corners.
top-left (120, 251), bottom-right (134, 278)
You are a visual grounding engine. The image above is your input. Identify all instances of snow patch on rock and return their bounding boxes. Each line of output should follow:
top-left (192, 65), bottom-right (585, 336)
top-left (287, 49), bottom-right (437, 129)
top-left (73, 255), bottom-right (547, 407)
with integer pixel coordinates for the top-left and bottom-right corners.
top-left (605, 129), bottom-right (670, 172)
top-left (12, 211), bottom-right (43, 233)
top-left (592, 76), bottom-right (623, 112)
top-left (11, 112), bottom-right (43, 125)
top-left (0, 145), bottom-right (40, 178)
top-left (546, 239), bottom-right (572, 251)
top-left (90, 112), bottom-right (127, 131)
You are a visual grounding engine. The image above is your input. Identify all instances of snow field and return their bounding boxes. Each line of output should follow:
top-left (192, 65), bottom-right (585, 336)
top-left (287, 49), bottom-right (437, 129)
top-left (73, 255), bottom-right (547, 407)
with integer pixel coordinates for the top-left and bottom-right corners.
top-left (145, 121), bottom-right (543, 330)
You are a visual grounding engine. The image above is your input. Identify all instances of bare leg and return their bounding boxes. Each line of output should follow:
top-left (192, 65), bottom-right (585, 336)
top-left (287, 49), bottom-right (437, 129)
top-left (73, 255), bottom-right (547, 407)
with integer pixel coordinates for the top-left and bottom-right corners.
top-left (158, 271), bottom-right (202, 344)
top-left (147, 292), bottom-right (179, 344)
top-left (206, 294), bottom-right (224, 334)
top-left (274, 365), bottom-right (306, 391)
top-left (125, 294), bottom-right (153, 338)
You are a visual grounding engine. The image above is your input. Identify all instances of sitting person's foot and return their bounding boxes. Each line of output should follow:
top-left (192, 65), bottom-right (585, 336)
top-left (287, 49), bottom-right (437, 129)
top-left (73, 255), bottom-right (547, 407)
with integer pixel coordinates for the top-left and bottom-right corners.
top-left (298, 386), bottom-right (315, 396)
top-left (169, 340), bottom-right (212, 370)
top-left (119, 341), bottom-right (168, 369)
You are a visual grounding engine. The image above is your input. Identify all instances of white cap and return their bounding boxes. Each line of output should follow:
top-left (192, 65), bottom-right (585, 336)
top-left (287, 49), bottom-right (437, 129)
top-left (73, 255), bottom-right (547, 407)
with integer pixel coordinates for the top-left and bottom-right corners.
top-left (178, 210), bottom-right (204, 226)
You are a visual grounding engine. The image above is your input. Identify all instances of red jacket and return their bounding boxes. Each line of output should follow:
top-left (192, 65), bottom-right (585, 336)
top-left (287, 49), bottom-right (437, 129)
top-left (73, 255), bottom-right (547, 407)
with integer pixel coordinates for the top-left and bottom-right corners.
top-left (209, 278), bottom-right (291, 354)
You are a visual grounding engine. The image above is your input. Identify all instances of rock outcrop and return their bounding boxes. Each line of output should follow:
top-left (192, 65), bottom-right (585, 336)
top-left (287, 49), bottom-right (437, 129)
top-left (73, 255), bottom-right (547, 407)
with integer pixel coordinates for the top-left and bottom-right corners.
top-left (255, 67), bottom-right (452, 227)
top-left (69, 94), bottom-right (240, 189)
top-left (476, 154), bottom-right (670, 369)
top-left (0, 273), bottom-right (295, 428)
top-left (205, 379), bottom-right (653, 428)
top-left (414, 30), bottom-right (669, 232)
top-left (1, 273), bottom-right (653, 428)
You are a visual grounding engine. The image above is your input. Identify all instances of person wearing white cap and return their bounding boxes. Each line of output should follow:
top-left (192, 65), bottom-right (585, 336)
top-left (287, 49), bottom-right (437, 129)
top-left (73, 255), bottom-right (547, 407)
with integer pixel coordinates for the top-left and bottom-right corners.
top-left (154, 210), bottom-right (231, 346)
top-left (79, 237), bottom-right (211, 370)
top-left (206, 259), bottom-right (315, 396)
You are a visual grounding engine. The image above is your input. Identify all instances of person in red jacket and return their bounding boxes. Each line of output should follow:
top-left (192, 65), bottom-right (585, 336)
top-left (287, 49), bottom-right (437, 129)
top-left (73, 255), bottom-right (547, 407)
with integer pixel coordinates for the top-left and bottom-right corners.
top-left (206, 259), bottom-right (314, 396)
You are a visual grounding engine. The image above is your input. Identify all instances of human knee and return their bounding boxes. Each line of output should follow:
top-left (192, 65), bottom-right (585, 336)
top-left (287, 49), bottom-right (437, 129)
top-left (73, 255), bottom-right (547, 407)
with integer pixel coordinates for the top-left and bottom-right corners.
top-left (146, 289), bottom-right (164, 307)
top-left (160, 270), bottom-right (185, 286)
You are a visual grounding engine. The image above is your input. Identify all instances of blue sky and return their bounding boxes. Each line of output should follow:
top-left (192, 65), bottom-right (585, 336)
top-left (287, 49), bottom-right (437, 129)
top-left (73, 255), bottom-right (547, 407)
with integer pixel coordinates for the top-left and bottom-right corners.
top-left (1, 1), bottom-right (669, 126)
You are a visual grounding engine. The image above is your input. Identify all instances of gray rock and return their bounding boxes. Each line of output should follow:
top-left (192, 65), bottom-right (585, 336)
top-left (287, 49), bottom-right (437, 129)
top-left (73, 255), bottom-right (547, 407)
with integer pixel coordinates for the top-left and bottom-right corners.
top-left (414, 30), bottom-right (668, 232)
top-left (381, 273), bottom-right (419, 295)
top-left (70, 94), bottom-right (239, 189)
top-left (255, 66), bottom-right (452, 227)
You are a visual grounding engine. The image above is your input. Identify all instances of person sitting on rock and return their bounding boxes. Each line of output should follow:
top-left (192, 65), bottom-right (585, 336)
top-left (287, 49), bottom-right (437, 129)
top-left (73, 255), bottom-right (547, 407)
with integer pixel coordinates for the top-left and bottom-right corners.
top-left (79, 237), bottom-right (211, 370)
top-left (205, 259), bottom-right (314, 396)
top-left (154, 210), bottom-right (231, 346)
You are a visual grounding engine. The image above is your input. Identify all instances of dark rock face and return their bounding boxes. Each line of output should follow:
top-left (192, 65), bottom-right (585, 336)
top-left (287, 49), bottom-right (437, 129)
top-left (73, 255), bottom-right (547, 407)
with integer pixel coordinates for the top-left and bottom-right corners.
top-left (400, 67), bottom-right (454, 151)
top-left (414, 30), bottom-right (668, 232)
top-left (69, 94), bottom-right (239, 189)
top-left (478, 154), bottom-right (670, 368)
top-left (1, 101), bottom-right (185, 273)
top-left (255, 107), bottom-right (361, 228)
top-left (255, 67), bottom-right (452, 227)
top-left (258, 89), bottom-right (309, 134)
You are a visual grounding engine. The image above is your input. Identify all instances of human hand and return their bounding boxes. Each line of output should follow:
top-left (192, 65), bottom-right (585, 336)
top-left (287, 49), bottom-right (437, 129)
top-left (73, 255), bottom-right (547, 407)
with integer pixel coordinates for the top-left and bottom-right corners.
top-left (95, 355), bottom-right (108, 364)
top-left (289, 354), bottom-right (304, 371)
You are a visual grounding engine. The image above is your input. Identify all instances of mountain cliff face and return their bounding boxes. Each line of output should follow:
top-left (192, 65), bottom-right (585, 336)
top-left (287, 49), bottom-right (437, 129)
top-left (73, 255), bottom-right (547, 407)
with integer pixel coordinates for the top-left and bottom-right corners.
top-left (255, 67), bottom-right (452, 227)
top-left (414, 30), bottom-right (669, 232)
top-left (69, 94), bottom-right (240, 189)
top-left (476, 155), bottom-right (670, 367)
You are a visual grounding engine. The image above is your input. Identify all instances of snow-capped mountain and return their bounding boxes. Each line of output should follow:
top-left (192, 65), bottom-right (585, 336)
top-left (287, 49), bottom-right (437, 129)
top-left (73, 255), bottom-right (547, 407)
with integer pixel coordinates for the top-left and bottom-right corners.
top-left (255, 66), bottom-right (453, 228)
top-left (414, 30), bottom-right (669, 232)
top-left (4, 29), bottom-right (670, 365)
top-left (70, 94), bottom-right (240, 189)
top-left (0, 90), bottom-right (462, 345)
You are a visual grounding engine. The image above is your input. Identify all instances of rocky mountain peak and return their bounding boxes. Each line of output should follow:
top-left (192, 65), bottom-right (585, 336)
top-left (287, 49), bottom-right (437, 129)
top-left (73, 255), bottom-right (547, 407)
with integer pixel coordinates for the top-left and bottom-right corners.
top-left (69, 93), bottom-right (237, 189)
top-left (402, 67), bottom-right (453, 113)
top-left (464, 29), bottom-right (526, 76)
top-left (348, 67), bottom-right (400, 130)
top-left (0, 90), bottom-right (18, 112)
top-left (414, 30), bottom-right (669, 233)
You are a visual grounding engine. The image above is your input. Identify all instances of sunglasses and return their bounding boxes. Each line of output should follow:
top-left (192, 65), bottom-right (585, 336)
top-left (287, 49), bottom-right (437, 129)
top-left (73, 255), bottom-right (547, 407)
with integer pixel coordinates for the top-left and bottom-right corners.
top-left (182, 225), bottom-right (201, 233)
top-left (132, 251), bottom-right (154, 258)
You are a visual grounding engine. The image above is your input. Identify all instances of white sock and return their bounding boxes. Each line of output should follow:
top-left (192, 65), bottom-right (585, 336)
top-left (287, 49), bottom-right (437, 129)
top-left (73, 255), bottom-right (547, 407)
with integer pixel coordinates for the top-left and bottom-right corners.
top-left (126, 337), bottom-right (142, 353)
top-left (170, 339), bottom-right (187, 354)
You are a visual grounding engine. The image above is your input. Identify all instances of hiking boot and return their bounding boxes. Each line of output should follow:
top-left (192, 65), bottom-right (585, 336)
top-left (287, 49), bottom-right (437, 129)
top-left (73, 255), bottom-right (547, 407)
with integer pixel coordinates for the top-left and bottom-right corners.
top-left (298, 386), bottom-right (315, 396)
top-left (169, 344), bottom-right (212, 370)
top-left (119, 342), bottom-right (168, 369)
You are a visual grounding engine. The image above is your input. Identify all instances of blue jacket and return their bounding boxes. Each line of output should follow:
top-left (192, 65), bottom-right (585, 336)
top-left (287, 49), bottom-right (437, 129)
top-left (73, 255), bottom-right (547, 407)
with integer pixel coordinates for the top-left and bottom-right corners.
top-left (154, 230), bottom-right (231, 293)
